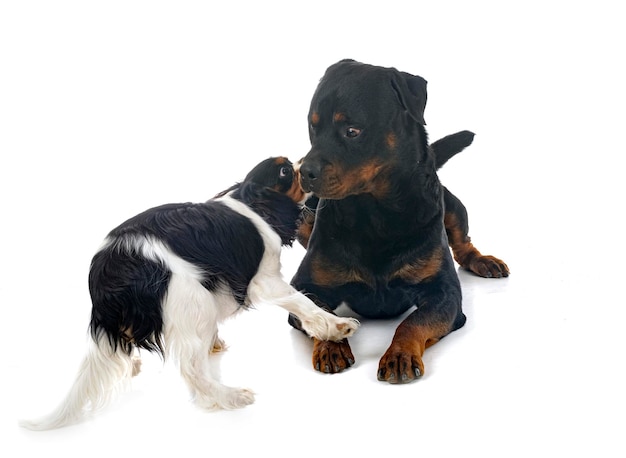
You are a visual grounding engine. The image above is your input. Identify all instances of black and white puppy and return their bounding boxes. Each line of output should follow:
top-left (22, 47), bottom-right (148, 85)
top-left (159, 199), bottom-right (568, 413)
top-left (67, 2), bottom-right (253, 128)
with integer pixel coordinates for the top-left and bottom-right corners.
top-left (20, 156), bottom-right (359, 431)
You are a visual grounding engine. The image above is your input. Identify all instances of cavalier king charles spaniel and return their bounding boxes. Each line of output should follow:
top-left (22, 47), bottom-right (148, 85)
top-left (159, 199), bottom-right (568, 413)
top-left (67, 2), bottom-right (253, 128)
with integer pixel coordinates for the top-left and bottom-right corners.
top-left (20, 156), bottom-right (359, 430)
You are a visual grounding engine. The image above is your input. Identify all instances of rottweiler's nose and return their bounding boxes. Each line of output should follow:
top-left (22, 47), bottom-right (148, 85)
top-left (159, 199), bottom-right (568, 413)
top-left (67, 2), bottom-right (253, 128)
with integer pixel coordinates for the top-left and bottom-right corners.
top-left (300, 161), bottom-right (320, 182)
top-left (299, 160), bottom-right (322, 193)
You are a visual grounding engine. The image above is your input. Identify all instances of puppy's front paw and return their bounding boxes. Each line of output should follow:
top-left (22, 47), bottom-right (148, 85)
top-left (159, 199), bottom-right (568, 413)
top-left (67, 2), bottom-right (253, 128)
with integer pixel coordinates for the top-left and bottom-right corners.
top-left (329, 316), bottom-right (360, 341)
top-left (302, 311), bottom-right (360, 342)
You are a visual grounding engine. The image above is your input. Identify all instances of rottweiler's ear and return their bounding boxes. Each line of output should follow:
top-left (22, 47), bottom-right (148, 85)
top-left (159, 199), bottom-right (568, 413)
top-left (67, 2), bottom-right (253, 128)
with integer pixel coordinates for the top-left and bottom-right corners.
top-left (391, 72), bottom-right (428, 125)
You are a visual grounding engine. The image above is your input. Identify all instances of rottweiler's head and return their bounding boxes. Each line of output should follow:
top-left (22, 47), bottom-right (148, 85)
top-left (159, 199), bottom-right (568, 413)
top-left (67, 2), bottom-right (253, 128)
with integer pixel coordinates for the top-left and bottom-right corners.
top-left (299, 59), bottom-right (430, 200)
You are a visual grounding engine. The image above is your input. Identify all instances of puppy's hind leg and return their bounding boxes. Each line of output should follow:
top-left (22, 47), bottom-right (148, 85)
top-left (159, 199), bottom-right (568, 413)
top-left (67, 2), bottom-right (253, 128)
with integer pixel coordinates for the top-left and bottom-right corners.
top-left (163, 274), bottom-right (254, 410)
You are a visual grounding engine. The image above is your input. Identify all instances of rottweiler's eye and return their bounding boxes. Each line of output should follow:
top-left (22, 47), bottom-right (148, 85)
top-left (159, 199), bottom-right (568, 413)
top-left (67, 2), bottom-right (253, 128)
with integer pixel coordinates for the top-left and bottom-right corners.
top-left (279, 166), bottom-right (290, 178)
top-left (345, 127), bottom-right (361, 138)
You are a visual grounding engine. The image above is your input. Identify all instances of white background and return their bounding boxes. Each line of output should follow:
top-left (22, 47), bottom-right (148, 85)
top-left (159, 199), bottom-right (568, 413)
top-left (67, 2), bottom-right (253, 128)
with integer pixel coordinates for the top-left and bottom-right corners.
top-left (2, 1), bottom-right (625, 456)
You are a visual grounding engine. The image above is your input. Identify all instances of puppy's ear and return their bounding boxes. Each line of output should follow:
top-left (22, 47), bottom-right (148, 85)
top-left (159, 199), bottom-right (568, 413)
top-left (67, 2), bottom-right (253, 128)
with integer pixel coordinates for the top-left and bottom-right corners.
top-left (391, 72), bottom-right (428, 125)
top-left (237, 182), bottom-right (301, 246)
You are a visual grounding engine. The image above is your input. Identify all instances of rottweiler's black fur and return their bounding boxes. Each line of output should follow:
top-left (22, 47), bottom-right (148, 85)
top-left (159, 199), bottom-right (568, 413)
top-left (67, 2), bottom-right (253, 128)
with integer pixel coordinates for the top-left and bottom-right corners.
top-left (289, 59), bottom-right (509, 383)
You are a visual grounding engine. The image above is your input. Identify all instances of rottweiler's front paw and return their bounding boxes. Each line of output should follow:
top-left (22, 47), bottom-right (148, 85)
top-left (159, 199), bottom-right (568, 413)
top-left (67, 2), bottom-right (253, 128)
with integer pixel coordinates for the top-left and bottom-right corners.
top-left (313, 338), bottom-right (355, 373)
top-left (377, 347), bottom-right (423, 384)
top-left (468, 255), bottom-right (509, 278)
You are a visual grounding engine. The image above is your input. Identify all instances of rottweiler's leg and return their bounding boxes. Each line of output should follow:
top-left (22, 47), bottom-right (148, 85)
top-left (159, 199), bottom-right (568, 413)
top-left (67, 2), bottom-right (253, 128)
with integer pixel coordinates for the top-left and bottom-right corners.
top-left (377, 273), bottom-right (466, 383)
top-left (287, 292), bottom-right (355, 374)
top-left (443, 186), bottom-right (509, 278)
top-left (311, 337), bottom-right (355, 373)
top-left (295, 196), bottom-right (319, 249)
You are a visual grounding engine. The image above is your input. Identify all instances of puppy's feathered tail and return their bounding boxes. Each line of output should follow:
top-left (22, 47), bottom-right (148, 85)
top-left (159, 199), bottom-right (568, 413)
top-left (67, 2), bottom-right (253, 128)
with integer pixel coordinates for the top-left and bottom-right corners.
top-left (19, 334), bottom-right (134, 430)
top-left (430, 130), bottom-right (475, 170)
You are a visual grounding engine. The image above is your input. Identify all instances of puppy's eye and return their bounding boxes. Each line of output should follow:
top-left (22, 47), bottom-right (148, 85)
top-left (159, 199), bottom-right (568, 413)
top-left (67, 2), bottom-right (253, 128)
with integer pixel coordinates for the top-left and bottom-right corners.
top-left (345, 127), bottom-right (361, 138)
top-left (279, 166), bottom-right (290, 178)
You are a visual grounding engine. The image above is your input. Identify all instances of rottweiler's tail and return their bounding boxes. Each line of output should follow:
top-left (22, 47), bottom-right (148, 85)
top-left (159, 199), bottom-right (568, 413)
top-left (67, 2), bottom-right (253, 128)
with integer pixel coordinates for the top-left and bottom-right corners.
top-left (430, 130), bottom-right (475, 170)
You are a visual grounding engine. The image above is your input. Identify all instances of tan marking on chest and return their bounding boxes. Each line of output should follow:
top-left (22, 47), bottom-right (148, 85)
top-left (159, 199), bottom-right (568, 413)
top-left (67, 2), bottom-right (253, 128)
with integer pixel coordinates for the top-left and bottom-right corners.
top-left (391, 249), bottom-right (443, 284)
top-left (311, 256), bottom-right (374, 288)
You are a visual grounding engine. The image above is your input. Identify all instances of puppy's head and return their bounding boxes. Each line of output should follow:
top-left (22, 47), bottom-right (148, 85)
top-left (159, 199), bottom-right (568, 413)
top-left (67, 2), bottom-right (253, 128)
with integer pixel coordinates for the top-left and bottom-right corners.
top-left (242, 156), bottom-right (310, 204)
top-left (217, 156), bottom-right (309, 205)
top-left (300, 59), bottom-right (430, 200)
top-left (216, 156), bottom-right (309, 246)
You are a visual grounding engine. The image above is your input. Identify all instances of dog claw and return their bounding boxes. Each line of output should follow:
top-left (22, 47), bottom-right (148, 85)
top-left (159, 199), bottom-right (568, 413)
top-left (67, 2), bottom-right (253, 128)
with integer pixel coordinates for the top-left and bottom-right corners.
top-left (312, 339), bottom-right (355, 374)
top-left (377, 352), bottom-right (423, 383)
top-left (469, 255), bottom-right (510, 278)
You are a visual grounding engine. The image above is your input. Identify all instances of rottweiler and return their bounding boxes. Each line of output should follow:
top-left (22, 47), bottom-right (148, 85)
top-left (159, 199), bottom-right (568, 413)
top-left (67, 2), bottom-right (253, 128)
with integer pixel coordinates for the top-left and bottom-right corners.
top-left (289, 59), bottom-right (509, 383)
